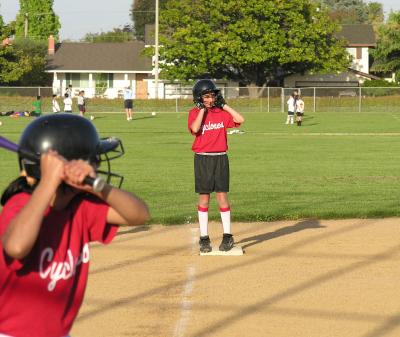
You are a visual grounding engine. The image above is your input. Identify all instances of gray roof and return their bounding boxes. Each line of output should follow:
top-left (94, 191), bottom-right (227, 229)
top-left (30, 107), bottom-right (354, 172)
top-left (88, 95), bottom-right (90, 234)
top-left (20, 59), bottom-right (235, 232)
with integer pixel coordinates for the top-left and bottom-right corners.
top-left (336, 24), bottom-right (376, 47)
top-left (46, 41), bottom-right (152, 72)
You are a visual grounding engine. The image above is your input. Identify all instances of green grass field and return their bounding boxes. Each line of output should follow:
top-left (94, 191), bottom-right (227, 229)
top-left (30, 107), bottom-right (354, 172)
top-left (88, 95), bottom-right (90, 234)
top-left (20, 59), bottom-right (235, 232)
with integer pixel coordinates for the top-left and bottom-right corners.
top-left (1, 111), bottom-right (400, 224)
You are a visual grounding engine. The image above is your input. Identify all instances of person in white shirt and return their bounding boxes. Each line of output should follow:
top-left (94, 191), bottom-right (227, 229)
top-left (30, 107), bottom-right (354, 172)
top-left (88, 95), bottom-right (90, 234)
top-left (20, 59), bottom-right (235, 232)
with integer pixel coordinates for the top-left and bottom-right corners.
top-left (63, 93), bottom-right (73, 113)
top-left (295, 94), bottom-right (305, 126)
top-left (77, 90), bottom-right (86, 116)
top-left (65, 84), bottom-right (73, 98)
top-left (52, 94), bottom-right (61, 113)
top-left (123, 86), bottom-right (134, 121)
top-left (286, 90), bottom-right (298, 125)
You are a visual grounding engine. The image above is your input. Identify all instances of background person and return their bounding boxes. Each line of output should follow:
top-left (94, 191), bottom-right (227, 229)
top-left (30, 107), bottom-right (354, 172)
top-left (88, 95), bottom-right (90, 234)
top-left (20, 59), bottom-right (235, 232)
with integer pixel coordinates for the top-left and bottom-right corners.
top-left (188, 79), bottom-right (245, 253)
top-left (295, 94), bottom-right (305, 126)
top-left (52, 94), bottom-right (61, 113)
top-left (65, 84), bottom-right (73, 98)
top-left (0, 114), bottom-right (150, 337)
top-left (77, 90), bottom-right (86, 116)
top-left (286, 91), bottom-right (298, 125)
top-left (123, 86), bottom-right (134, 121)
top-left (31, 95), bottom-right (42, 117)
top-left (63, 93), bottom-right (73, 113)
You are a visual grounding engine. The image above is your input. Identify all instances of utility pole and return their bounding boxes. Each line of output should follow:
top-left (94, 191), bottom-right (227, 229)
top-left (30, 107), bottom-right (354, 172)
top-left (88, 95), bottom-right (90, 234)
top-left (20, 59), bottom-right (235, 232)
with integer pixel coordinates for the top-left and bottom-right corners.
top-left (24, 13), bottom-right (28, 38)
top-left (154, 0), bottom-right (159, 99)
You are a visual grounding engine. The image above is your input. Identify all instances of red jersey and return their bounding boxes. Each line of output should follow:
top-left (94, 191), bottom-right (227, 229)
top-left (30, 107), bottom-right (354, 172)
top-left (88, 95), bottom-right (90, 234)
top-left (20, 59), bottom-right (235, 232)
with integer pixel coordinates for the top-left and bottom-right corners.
top-left (188, 107), bottom-right (240, 153)
top-left (0, 193), bottom-right (118, 337)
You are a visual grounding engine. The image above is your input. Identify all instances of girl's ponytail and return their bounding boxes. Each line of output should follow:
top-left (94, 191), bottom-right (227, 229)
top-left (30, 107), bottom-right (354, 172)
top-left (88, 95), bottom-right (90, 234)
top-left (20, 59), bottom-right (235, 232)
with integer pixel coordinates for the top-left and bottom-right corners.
top-left (1, 176), bottom-right (35, 206)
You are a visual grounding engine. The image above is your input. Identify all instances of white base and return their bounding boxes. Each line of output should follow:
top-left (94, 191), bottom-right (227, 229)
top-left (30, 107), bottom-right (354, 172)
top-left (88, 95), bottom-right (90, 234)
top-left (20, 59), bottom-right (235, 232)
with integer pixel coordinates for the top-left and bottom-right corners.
top-left (200, 245), bottom-right (244, 256)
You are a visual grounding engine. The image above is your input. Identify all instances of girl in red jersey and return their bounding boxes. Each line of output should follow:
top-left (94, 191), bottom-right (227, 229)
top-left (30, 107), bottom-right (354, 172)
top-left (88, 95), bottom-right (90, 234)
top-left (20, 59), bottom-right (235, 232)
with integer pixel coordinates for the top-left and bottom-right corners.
top-left (188, 80), bottom-right (245, 253)
top-left (0, 114), bottom-right (150, 337)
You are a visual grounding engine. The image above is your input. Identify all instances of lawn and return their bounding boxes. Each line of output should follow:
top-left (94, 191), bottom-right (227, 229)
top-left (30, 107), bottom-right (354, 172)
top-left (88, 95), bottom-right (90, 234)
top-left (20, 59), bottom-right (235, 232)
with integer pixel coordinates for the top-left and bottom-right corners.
top-left (0, 111), bottom-right (400, 224)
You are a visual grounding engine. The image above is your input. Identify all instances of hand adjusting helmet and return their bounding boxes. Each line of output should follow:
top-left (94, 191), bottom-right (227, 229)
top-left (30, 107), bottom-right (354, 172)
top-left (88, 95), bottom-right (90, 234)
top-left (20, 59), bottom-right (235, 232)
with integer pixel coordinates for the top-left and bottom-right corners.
top-left (18, 113), bottom-right (125, 187)
top-left (192, 79), bottom-right (221, 104)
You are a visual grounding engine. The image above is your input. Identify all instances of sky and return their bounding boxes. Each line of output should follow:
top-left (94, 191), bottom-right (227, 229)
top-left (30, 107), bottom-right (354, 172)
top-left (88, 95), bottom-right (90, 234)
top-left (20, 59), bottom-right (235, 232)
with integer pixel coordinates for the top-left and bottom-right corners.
top-left (0, 0), bottom-right (134, 40)
top-left (1, 0), bottom-right (400, 40)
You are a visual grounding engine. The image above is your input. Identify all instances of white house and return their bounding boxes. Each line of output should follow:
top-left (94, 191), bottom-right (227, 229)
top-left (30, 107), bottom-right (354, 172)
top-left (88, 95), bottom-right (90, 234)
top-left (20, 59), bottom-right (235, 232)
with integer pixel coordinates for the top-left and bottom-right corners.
top-left (46, 36), bottom-right (154, 99)
top-left (284, 24), bottom-right (379, 88)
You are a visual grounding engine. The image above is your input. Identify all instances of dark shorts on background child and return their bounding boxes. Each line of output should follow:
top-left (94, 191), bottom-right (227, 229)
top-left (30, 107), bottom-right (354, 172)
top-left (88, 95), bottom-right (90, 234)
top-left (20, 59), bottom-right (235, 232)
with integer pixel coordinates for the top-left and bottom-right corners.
top-left (124, 99), bottom-right (133, 109)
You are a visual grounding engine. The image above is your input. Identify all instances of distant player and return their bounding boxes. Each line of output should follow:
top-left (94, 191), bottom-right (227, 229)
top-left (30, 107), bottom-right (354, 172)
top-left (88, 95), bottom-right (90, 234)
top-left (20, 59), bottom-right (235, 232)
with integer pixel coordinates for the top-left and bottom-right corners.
top-left (295, 94), bottom-right (305, 126)
top-left (52, 94), bottom-right (61, 113)
top-left (31, 95), bottom-right (42, 117)
top-left (286, 90), bottom-right (298, 125)
top-left (63, 93), bottom-right (73, 113)
top-left (77, 90), bottom-right (86, 116)
top-left (123, 86), bottom-right (134, 121)
top-left (188, 79), bottom-right (245, 253)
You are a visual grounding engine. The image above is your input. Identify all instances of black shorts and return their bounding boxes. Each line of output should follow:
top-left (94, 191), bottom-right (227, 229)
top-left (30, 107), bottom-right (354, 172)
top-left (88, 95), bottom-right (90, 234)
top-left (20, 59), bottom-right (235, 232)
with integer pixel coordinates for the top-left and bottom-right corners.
top-left (78, 104), bottom-right (86, 113)
top-left (194, 153), bottom-right (229, 193)
top-left (124, 99), bottom-right (133, 109)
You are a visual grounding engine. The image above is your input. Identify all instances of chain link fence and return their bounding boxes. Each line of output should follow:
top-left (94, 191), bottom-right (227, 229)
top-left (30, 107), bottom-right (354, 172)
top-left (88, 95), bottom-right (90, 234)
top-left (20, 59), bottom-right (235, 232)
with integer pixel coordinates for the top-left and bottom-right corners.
top-left (1, 86), bottom-right (400, 113)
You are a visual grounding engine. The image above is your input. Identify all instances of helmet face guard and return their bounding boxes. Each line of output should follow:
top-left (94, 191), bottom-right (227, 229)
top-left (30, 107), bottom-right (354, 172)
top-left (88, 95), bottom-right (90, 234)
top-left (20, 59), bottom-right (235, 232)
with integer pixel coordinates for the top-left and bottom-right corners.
top-left (96, 137), bottom-right (125, 187)
top-left (18, 114), bottom-right (125, 187)
top-left (192, 79), bottom-right (220, 104)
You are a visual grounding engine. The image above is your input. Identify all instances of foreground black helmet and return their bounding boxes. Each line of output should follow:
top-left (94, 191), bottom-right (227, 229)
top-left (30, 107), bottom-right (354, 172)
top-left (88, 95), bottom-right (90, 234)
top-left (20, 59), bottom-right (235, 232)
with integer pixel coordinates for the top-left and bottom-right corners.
top-left (18, 113), bottom-right (124, 186)
top-left (192, 79), bottom-right (220, 103)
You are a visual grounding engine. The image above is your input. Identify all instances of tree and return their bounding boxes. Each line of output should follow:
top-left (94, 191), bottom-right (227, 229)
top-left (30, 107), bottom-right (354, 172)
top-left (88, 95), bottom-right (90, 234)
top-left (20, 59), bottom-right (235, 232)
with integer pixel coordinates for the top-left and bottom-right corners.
top-left (0, 46), bottom-right (29, 84)
top-left (0, 13), bottom-right (4, 33)
top-left (83, 25), bottom-right (135, 42)
top-left (0, 40), bottom-right (51, 85)
top-left (370, 11), bottom-right (400, 83)
top-left (15, 0), bottom-right (60, 40)
top-left (318, 0), bottom-right (383, 25)
top-left (154, 0), bottom-right (349, 86)
top-left (131, 0), bottom-right (168, 41)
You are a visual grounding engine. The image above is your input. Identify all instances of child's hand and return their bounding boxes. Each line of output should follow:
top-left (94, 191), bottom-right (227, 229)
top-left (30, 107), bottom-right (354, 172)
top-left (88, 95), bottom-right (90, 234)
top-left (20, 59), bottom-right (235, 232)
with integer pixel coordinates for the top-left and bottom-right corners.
top-left (214, 93), bottom-right (226, 108)
top-left (40, 150), bottom-right (66, 188)
top-left (64, 160), bottom-right (96, 191)
top-left (195, 101), bottom-right (205, 109)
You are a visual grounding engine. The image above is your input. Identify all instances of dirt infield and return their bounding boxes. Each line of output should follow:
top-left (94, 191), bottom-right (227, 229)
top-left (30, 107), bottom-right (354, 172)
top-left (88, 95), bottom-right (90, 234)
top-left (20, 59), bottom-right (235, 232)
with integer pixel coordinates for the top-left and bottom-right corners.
top-left (71, 219), bottom-right (400, 337)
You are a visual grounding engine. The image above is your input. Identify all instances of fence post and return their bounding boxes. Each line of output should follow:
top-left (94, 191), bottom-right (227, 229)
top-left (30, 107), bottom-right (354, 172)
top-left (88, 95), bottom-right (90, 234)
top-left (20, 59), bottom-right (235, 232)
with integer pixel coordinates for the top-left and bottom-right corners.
top-left (313, 87), bottom-right (316, 113)
top-left (281, 88), bottom-right (284, 113)
top-left (359, 87), bottom-right (362, 113)
top-left (267, 86), bottom-right (270, 113)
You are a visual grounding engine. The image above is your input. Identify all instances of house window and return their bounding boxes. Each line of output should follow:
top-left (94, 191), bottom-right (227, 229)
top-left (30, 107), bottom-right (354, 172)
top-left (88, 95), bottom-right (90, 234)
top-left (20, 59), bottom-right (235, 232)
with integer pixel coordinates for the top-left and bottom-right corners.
top-left (356, 48), bottom-right (362, 60)
top-left (94, 74), bottom-right (114, 88)
top-left (94, 73), bottom-right (114, 96)
top-left (66, 73), bottom-right (89, 87)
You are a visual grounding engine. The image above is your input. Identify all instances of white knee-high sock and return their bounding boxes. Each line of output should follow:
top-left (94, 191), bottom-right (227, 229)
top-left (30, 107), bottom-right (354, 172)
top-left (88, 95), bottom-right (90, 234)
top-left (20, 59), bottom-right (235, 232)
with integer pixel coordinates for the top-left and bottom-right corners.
top-left (198, 206), bottom-right (208, 237)
top-left (220, 207), bottom-right (231, 234)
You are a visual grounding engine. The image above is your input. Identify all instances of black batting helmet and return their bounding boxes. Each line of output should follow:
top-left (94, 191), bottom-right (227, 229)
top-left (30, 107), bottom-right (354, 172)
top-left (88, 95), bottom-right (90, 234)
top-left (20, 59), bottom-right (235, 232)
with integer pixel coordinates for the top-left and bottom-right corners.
top-left (192, 79), bottom-right (220, 104)
top-left (18, 113), bottom-right (124, 186)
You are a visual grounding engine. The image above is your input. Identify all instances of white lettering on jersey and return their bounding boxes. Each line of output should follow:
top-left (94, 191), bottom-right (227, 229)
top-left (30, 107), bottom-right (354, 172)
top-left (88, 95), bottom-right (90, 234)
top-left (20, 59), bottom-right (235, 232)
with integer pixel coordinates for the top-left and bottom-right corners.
top-left (39, 243), bottom-right (90, 291)
top-left (202, 121), bottom-right (224, 135)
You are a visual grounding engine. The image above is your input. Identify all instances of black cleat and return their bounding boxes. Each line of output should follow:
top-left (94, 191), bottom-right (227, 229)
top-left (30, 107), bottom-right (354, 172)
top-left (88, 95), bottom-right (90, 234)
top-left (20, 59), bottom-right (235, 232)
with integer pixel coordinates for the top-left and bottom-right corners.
top-left (219, 233), bottom-right (234, 251)
top-left (199, 235), bottom-right (212, 253)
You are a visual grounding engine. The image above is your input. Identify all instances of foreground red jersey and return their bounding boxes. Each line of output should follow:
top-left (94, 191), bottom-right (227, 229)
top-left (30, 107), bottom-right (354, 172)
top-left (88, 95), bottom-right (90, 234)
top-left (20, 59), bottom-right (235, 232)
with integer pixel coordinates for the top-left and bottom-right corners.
top-left (188, 107), bottom-right (240, 153)
top-left (0, 193), bottom-right (118, 337)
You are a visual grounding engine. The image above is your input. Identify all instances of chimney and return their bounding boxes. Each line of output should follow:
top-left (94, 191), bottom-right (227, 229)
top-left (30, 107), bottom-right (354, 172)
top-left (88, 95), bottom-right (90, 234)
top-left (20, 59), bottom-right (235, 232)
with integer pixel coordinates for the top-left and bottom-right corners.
top-left (48, 35), bottom-right (55, 55)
